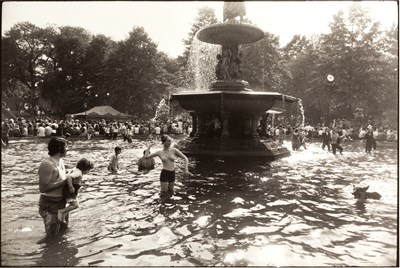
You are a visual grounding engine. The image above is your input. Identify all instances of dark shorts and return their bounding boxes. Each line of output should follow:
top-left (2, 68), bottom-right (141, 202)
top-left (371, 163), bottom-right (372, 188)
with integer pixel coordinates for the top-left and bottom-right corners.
top-left (62, 184), bottom-right (80, 200)
top-left (160, 169), bottom-right (175, 182)
top-left (38, 195), bottom-right (68, 236)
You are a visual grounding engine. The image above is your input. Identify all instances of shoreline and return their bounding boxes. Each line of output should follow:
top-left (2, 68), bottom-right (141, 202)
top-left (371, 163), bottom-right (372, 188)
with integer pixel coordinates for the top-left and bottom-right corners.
top-left (6, 135), bottom-right (398, 147)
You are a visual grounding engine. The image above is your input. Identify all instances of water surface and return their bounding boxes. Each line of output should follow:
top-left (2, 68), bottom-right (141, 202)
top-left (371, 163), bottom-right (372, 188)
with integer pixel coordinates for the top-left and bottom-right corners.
top-left (1, 138), bottom-right (398, 266)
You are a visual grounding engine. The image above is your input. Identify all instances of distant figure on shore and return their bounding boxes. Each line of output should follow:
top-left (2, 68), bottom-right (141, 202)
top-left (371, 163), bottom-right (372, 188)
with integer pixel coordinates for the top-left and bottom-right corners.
top-left (138, 149), bottom-right (155, 172)
top-left (57, 158), bottom-right (93, 223)
top-left (223, 1), bottom-right (246, 22)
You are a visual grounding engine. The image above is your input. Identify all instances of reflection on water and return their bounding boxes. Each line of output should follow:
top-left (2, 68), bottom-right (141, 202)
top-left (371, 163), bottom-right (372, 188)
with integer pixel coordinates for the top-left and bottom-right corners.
top-left (1, 138), bottom-right (398, 266)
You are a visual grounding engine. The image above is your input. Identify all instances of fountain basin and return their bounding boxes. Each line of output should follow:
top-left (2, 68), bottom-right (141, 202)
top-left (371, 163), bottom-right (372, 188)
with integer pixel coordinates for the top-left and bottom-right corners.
top-left (177, 136), bottom-right (291, 158)
top-left (196, 22), bottom-right (265, 45)
top-left (172, 90), bottom-right (297, 158)
top-left (172, 90), bottom-right (297, 114)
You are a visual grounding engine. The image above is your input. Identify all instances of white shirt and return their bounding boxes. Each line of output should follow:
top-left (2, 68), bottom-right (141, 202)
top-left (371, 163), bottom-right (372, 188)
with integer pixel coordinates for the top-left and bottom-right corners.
top-left (37, 126), bottom-right (45, 137)
top-left (359, 130), bottom-right (366, 139)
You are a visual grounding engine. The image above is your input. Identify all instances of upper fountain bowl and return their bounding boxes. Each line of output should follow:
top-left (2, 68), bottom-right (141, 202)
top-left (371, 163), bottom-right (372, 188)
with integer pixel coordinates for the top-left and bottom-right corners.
top-left (196, 21), bottom-right (265, 45)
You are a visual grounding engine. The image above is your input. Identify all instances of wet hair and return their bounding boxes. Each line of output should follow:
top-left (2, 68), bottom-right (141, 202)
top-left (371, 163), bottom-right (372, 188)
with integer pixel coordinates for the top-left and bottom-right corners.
top-left (143, 149), bottom-right (151, 155)
top-left (76, 158), bottom-right (94, 172)
top-left (48, 137), bottom-right (68, 156)
top-left (161, 134), bottom-right (171, 144)
top-left (114, 146), bottom-right (122, 153)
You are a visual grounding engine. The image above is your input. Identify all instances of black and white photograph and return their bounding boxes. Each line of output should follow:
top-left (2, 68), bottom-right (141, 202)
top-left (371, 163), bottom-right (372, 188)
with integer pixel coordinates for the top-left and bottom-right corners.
top-left (1, 1), bottom-right (398, 266)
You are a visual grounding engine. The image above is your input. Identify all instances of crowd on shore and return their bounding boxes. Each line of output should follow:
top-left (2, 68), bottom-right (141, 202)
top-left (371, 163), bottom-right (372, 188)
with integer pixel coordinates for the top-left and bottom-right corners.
top-left (1, 116), bottom-right (397, 147)
top-left (1, 117), bottom-right (193, 145)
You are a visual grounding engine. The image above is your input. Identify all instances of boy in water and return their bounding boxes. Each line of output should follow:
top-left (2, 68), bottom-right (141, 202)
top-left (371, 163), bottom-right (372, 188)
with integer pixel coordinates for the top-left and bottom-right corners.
top-left (108, 146), bottom-right (122, 173)
top-left (57, 158), bottom-right (93, 223)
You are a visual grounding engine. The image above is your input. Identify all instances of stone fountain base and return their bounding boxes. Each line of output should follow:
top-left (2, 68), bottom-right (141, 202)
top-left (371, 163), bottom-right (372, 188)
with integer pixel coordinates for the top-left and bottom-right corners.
top-left (176, 136), bottom-right (290, 159)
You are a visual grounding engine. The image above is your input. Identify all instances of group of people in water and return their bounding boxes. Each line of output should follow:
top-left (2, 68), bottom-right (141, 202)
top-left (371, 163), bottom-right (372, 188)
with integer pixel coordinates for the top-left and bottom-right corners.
top-left (291, 123), bottom-right (382, 155)
top-left (38, 134), bottom-right (191, 240)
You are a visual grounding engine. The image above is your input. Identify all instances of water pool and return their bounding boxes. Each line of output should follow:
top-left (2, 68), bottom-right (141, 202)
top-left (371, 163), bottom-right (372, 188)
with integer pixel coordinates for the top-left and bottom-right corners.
top-left (1, 138), bottom-right (398, 266)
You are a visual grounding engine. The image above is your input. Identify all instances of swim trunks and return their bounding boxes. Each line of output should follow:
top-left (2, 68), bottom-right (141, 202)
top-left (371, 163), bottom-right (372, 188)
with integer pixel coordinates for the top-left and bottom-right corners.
top-left (160, 169), bottom-right (175, 182)
top-left (38, 194), bottom-right (68, 235)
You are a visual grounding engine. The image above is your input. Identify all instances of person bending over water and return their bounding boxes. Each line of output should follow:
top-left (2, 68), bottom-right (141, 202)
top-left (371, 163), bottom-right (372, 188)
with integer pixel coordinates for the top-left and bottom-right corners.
top-left (144, 134), bottom-right (191, 201)
top-left (138, 149), bottom-right (155, 172)
top-left (58, 158), bottom-right (93, 223)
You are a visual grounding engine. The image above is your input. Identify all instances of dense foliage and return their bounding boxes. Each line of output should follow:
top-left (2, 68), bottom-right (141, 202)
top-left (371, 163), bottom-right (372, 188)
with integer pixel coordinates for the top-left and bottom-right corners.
top-left (2, 4), bottom-right (397, 126)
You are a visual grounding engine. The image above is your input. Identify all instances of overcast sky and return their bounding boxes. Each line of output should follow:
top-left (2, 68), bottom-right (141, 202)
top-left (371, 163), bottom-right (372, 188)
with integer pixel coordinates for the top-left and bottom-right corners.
top-left (2, 1), bottom-right (398, 58)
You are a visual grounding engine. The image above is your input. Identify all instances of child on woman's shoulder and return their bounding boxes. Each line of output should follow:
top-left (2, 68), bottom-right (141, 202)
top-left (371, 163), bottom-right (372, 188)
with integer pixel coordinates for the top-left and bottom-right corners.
top-left (58, 158), bottom-right (94, 223)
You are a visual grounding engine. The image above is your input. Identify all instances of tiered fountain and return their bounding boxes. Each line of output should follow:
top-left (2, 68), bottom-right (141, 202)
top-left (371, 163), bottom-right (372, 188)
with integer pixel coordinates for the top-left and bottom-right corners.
top-left (172, 1), bottom-right (297, 158)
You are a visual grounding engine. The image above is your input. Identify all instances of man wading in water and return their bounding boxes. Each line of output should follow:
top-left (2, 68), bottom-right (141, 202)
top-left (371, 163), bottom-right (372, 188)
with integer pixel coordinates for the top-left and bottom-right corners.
top-left (144, 134), bottom-right (191, 202)
top-left (38, 137), bottom-right (70, 240)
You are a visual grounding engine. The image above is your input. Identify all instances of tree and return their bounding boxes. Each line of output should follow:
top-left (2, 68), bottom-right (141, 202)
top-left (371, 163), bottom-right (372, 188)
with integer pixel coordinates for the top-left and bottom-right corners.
top-left (297, 4), bottom-right (396, 124)
top-left (241, 32), bottom-right (290, 92)
top-left (39, 26), bottom-right (92, 113)
top-left (2, 22), bottom-right (58, 110)
top-left (103, 27), bottom-right (163, 118)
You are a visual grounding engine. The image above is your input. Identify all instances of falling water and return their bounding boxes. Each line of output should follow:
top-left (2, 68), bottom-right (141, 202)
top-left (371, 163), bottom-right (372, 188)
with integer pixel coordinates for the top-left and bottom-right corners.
top-left (187, 38), bottom-right (220, 91)
top-left (298, 98), bottom-right (305, 127)
top-left (152, 99), bottom-right (170, 122)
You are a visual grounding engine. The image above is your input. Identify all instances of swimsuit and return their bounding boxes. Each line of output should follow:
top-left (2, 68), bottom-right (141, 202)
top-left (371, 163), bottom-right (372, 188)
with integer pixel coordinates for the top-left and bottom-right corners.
top-left (160, 169), bottom-right (175, 182)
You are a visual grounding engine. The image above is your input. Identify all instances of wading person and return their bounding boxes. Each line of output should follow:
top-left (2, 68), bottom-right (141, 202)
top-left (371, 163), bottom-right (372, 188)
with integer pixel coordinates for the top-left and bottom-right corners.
top-left (144, 134), bottom-right (191, 202)
top-left (321, 127), bottom-right (331, 151)
top-left (38, 137), bottom-right (69, 238)
top-left (108, 146), bottom-right (121, 173)
top-left (331, 128), bottom-right (344, 155)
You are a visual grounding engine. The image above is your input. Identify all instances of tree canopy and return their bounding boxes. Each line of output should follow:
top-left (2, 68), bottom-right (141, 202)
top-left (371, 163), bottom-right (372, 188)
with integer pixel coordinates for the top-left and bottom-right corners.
top-left (2, 4), bottom-right (397, 126)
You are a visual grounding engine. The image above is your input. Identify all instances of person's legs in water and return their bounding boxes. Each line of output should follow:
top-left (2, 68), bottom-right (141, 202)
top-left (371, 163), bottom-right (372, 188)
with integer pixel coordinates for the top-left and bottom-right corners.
top-left (58, 200), bottom-right (79, 223)
top-left (159, 169), bottom-right (175, 202)
top-left (332, 144), bottom-right (337, 155)
top-left (338, 144), bottom-right (343, 154)
top-left (160, 182), bottom-right (170, 202)
top-left (168, 181), bottom-right (175, 197)
top-left (39, 195), bottom-right (69, 238)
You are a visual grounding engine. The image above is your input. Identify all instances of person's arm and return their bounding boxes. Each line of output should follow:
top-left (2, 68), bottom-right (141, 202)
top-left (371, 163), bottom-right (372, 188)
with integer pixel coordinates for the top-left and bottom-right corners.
top-left (38, 161), bottom-right (66, 193)
top-left (173, 148), bottom-right (190, 174)
top-left (144, 144), bottom-right (158, 159)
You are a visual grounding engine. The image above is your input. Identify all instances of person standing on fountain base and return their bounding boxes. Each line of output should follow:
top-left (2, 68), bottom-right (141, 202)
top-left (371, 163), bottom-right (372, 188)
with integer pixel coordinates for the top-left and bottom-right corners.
top-left (144, 135), bottom-right (191, 202)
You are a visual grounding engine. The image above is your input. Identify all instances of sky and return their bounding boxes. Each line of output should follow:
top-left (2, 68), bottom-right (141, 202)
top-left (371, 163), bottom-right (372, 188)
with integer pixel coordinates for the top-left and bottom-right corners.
top-left (2, 1), bottom-right (398, 58)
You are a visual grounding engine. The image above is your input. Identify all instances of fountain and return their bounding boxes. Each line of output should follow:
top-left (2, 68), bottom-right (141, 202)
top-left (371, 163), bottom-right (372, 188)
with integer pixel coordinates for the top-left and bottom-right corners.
top-left (171, 1), bottom-right (298, 158)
